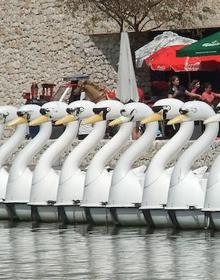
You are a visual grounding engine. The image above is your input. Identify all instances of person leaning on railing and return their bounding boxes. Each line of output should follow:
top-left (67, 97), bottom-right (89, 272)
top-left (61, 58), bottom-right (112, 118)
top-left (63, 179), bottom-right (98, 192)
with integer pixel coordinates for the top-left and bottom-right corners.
top-left (188, 79), bottom-right (202, 101)
top-left (167, 75), bottom-right (189, 101)
top-left (168, 75), bottom-right (202, 102)
top-left (201, 82), bottom-right (220, 106)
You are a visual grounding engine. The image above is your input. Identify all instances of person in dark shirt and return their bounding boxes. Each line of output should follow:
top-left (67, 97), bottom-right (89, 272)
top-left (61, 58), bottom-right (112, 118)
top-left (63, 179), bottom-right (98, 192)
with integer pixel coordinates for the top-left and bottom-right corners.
top-left (68, 81), bottom-right (81, 104)
top-left (166, 75), bottom-right (184, 138)
top-left (168, 75), bottom-right (189, 102)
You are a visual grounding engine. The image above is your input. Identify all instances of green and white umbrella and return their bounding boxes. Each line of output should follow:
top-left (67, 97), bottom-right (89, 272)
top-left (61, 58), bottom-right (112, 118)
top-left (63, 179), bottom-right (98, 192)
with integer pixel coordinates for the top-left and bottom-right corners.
top-left (177, 31), bottom-right (220, 57)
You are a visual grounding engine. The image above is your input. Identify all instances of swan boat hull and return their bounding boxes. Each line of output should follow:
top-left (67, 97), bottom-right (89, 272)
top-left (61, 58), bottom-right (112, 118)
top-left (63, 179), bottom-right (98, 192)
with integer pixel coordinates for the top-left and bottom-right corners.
top-left (0, 169), bottom-right (10, 219)
top-left (31, 205), bottom-right (58, 223)
top-left (204, 211), bottom-right (220, 230)
top-left (141, 167), bottom-right (175, 228)
top-left (108, 167), bottom-right (148, 226)
top-left (83, 206), bottom-right (112, 225)
top-left (203, 177), bottom-right (220, 230)
top-left (167, 209), bottom-right (205, 229)
top-left (141, 208), bottom-right (173, 228)
top-left (5, 167), bottom-right (33, 221)
top-left (0, 202), bottom-right (9, 220)
top-left (57, 205), bottom-right (87, 224)
top-left (56, 170), bottom-right (87, 224)
top-left (109, 207), bottom-right (146, 226)
top-left (82, 169), bottom-right (113, 225)
top-left (6, 203), bottom-right (32, 221)
top-left (30, 168), bottom-right (62, 223)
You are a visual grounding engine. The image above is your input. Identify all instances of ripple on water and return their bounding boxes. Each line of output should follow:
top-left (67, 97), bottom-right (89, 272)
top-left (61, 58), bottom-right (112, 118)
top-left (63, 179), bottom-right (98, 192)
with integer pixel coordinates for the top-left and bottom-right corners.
top-left (0, 223), bottom-right (218, 279)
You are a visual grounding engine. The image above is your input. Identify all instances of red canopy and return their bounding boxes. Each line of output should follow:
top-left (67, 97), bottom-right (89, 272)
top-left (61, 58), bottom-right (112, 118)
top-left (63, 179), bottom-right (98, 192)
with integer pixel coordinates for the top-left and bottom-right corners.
top-left (145, 45), bottom-right (220, 72)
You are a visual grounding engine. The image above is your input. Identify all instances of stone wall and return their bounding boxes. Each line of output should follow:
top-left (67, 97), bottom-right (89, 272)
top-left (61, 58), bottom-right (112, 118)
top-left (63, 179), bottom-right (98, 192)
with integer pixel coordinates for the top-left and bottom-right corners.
top-left (0, 0), bottom-right (220, 108)
top-left (0, 0), bottom-right (119, 107)
top-left (2, 139), bottom-right (220, 170)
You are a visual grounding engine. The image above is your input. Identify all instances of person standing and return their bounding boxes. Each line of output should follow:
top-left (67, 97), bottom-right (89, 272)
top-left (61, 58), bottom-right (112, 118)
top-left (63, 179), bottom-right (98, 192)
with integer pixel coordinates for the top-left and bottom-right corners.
top-left (188, 80), bottom-right (202, 100)
top-left (166, 75), bottom-right (185, 139)
top-left (201, 82), bottom-right (220, 106)
top-left (68, 81), bottom-right (81, 104)
top-left (168, 75), bottom-right (189, 102)
top-left (31, 81), bottom-right (39, 100)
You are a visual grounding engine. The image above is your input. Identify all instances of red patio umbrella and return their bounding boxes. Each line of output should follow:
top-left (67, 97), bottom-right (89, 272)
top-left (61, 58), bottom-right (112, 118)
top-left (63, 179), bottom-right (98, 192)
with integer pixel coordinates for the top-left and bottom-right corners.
top-left (145, 45), bottom-right (220, 72)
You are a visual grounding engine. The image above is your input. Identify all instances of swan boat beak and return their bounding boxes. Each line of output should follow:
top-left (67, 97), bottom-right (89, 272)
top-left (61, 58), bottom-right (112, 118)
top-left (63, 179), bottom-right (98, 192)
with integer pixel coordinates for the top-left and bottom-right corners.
top-left (140, 112), bottom-right (163, 125)
top-left (55, 115), bottom-right (76, 126)
top-left (29, 115), bottom-right (49, 126)
top-left (81, 114), bottom-right (103, 125)
top-left (167, 114), bottom-right (190, 125)
top-left (203, 114), bottom-right (220, 125)
top-left (6, 116), bottom-right (27, 127)
top-left (108, 116), bottom-right (130, 127)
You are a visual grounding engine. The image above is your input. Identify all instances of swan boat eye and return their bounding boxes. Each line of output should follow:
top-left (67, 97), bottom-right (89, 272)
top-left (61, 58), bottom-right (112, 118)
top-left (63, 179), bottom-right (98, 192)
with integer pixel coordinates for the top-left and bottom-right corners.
top-left (0, 112), bottom-right (9, 123)
top-left (93, 107), bottom-right (109, 120)
top-left (152, 105), bottom-right (170, 119)
top-left (120, 109), bottom-right (126, 116)
top-left (74, 107), bottom-right (82, 117)
top-left (17, 111), bottom-right (30, 121)
top-left (215, 106), bottom-right (220, 113)
top-left (179, 109), bottom-right (189, 115)
top-left (67, 107), bottom-right (83, 118)
top-left (152, 105), bottom-right (164, 113)
top-left (66, 108), bottom-right (74, 114)
top-left (17, 111), bottom-right (25, 117)
top-left (163, 105), bottom-right (171, 111)
top-left (40, 108), bottom-right (49, 115)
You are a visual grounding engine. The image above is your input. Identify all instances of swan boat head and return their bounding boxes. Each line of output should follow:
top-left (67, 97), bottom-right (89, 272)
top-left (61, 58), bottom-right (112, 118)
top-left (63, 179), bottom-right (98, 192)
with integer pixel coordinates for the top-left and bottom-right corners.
top-left (108, 102), bottom-right (153, 126)
top-left (6, 104), bottom-right (42, 127)
top-left (140, 98), bottom-right (184, 125)
top-left (168, 101), bottom-right (215, 125)
top-left (29, 101), bottom-right (68, 126)
top-left (81, 100), bottom-right (124, 125)
top-left (55, 100), bottom-right (96, 125)
top-left (0, 106), bottom-right (17, 125)
top-left (204, 103), bottom-right (220, 124)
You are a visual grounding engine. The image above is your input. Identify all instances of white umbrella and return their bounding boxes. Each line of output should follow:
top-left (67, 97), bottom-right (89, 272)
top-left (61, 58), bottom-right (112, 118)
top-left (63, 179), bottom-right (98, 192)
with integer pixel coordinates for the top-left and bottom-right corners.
top-left (135, 31), bottom-right (196, 68)
top-left (116, 32), bottom-right (139, 103)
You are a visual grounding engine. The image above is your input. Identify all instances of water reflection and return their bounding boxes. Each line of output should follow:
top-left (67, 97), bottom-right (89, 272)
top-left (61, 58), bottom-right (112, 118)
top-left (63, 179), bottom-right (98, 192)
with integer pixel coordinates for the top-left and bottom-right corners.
top-left (0, 223), bottom-right (219, 279)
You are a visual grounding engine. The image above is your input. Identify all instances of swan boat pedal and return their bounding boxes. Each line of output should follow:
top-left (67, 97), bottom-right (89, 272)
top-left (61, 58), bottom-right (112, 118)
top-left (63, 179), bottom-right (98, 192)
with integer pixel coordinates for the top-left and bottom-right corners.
top-left (0, 106), bottom-right (25, 219)
top-left (107, 102), bottom-right (158, 226)
top-left (55, 100), bottom-right (106, 224)
top-left (202, 103), bottom-right (220, 230)
top-left (166, 101), bottom-right (218, 229)
top-left (81, 100), bottom-right (133, 225)
top-left (5, 104), bottom-right (51, 221)
top-left (28, 101), bottom-right (78, 223)
top-left (140, 98), bottom-right (195, 228)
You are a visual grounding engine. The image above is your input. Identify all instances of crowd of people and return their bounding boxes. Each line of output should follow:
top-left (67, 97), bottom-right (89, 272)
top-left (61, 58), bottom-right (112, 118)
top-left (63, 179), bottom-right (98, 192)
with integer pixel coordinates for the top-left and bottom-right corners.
top-left (24, 76), bottom-right (220, 140)
top-left (167, 75), bottom-right (220, 106)
top-left (148, 75), bottom-right (220, 140)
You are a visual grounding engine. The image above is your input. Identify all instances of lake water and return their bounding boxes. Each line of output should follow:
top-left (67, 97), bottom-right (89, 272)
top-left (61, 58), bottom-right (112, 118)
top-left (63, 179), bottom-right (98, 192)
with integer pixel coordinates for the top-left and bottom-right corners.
top-left (0, 222), bottom-right (219, 280)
